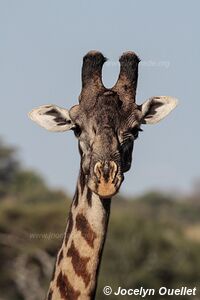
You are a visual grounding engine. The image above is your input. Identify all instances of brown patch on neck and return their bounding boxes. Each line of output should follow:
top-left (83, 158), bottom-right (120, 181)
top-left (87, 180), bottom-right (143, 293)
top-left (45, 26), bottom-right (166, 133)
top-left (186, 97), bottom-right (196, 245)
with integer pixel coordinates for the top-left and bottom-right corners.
top-left (57, 271), bottom-right (80, 300)
top-left (76, 213), bottom-right (97, 248)
top-left (73, 186), bottom-right (79, 207)
top-left (67, 240), bottom-right (91, 287)
top-left (86, 187), bottom-right (92, 207)
top-left (100, 197), bottom-right (111, 212)
top-left (65, 211), bottom-right (73, 245)
top-left (79, 168), bottom-right (85, 194)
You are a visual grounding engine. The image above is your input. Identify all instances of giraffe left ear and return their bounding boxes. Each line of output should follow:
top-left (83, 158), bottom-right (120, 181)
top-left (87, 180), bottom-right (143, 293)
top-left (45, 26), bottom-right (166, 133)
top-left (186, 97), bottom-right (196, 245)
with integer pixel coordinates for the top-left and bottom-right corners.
top-left (28, 104), bottom-right (75, 132)
top-left (140, 96), bottom-right (178, 124)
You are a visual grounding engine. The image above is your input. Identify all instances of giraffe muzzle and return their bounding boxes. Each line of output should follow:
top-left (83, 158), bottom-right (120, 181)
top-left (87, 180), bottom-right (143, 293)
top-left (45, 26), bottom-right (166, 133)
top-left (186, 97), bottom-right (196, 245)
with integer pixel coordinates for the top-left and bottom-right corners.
top-left (89, 161), bottom-right (123, 198)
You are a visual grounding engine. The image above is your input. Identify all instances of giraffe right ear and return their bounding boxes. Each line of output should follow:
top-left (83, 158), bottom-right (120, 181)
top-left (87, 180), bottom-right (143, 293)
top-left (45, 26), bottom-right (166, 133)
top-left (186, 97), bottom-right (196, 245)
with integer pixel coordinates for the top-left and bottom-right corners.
top-left (28, 104), bottom-right (75, 132)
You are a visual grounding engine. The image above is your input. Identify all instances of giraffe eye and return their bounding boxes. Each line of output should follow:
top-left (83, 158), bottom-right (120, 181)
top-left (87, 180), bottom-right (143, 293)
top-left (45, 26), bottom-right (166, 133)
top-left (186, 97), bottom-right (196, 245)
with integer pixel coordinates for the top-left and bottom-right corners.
top-left (129, 127), bottom-right (143, 140)
top-left (73, 125), bottom-right (82, 137)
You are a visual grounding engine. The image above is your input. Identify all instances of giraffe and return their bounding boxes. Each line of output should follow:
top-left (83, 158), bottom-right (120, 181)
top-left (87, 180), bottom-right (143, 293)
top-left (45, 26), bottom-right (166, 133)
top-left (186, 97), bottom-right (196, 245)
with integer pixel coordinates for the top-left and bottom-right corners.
top-left (28, 50), bottom-right (178, 300)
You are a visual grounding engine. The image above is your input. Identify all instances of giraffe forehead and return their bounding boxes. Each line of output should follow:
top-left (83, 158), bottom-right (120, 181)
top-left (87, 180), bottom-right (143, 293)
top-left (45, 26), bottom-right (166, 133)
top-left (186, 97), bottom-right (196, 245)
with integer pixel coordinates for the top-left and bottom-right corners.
top-left (80, 108), bottom-right (140, 134)
top-left (79, 99), bottom-right (130, 127)
top-left (70, 91), bottom-right (141, 134)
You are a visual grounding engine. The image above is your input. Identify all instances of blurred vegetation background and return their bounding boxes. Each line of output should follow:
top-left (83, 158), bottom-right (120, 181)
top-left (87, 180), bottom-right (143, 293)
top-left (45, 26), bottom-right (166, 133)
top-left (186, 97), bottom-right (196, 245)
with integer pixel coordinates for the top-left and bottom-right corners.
top-left (0, 138), bottom-right (200, 300)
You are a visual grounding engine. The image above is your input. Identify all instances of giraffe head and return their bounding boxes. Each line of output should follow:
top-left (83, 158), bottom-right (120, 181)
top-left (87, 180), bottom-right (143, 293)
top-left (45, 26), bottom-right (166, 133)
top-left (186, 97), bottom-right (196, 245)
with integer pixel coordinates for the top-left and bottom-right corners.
top-left (29, 51), bottom-right (178, 198)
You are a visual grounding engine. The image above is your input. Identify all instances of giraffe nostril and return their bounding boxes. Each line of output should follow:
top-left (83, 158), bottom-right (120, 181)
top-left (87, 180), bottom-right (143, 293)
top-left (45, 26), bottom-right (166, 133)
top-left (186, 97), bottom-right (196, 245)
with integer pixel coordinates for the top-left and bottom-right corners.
top-left (94, 162), bottom-right (102, 179)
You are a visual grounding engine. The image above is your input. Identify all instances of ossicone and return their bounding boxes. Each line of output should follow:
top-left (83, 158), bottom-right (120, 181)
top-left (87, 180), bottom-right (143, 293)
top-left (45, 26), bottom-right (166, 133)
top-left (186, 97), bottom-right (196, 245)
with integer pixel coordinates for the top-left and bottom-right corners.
top-left (81, 50), bottom-right (107, 92)
top-left (113, 51), bottom-right (140, 105)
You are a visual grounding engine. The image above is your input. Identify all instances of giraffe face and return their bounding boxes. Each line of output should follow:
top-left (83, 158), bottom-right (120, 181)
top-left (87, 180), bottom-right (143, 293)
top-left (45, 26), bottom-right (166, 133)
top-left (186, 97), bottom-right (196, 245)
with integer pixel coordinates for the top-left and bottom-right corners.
top-left (29, 51), bottom-right (178, 198)
top-left (69, 92), bottom-right (143, 197)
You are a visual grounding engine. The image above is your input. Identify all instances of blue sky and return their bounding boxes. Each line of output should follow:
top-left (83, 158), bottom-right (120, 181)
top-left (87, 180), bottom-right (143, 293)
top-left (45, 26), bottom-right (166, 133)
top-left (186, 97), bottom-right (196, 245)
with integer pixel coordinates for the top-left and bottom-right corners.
top-left (0, 0), bottom-right (199, 196)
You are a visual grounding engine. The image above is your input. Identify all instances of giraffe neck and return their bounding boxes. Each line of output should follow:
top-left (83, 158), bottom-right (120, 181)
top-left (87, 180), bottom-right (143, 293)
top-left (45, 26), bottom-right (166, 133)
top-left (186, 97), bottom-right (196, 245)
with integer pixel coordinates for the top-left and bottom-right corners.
top-left (47, 171), bottom-right (111, 300)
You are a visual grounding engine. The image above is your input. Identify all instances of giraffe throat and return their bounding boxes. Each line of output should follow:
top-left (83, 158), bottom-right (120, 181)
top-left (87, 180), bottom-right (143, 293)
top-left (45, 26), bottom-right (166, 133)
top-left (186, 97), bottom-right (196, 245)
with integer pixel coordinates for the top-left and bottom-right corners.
top-left (47, 171), bottom-right (111, 300)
